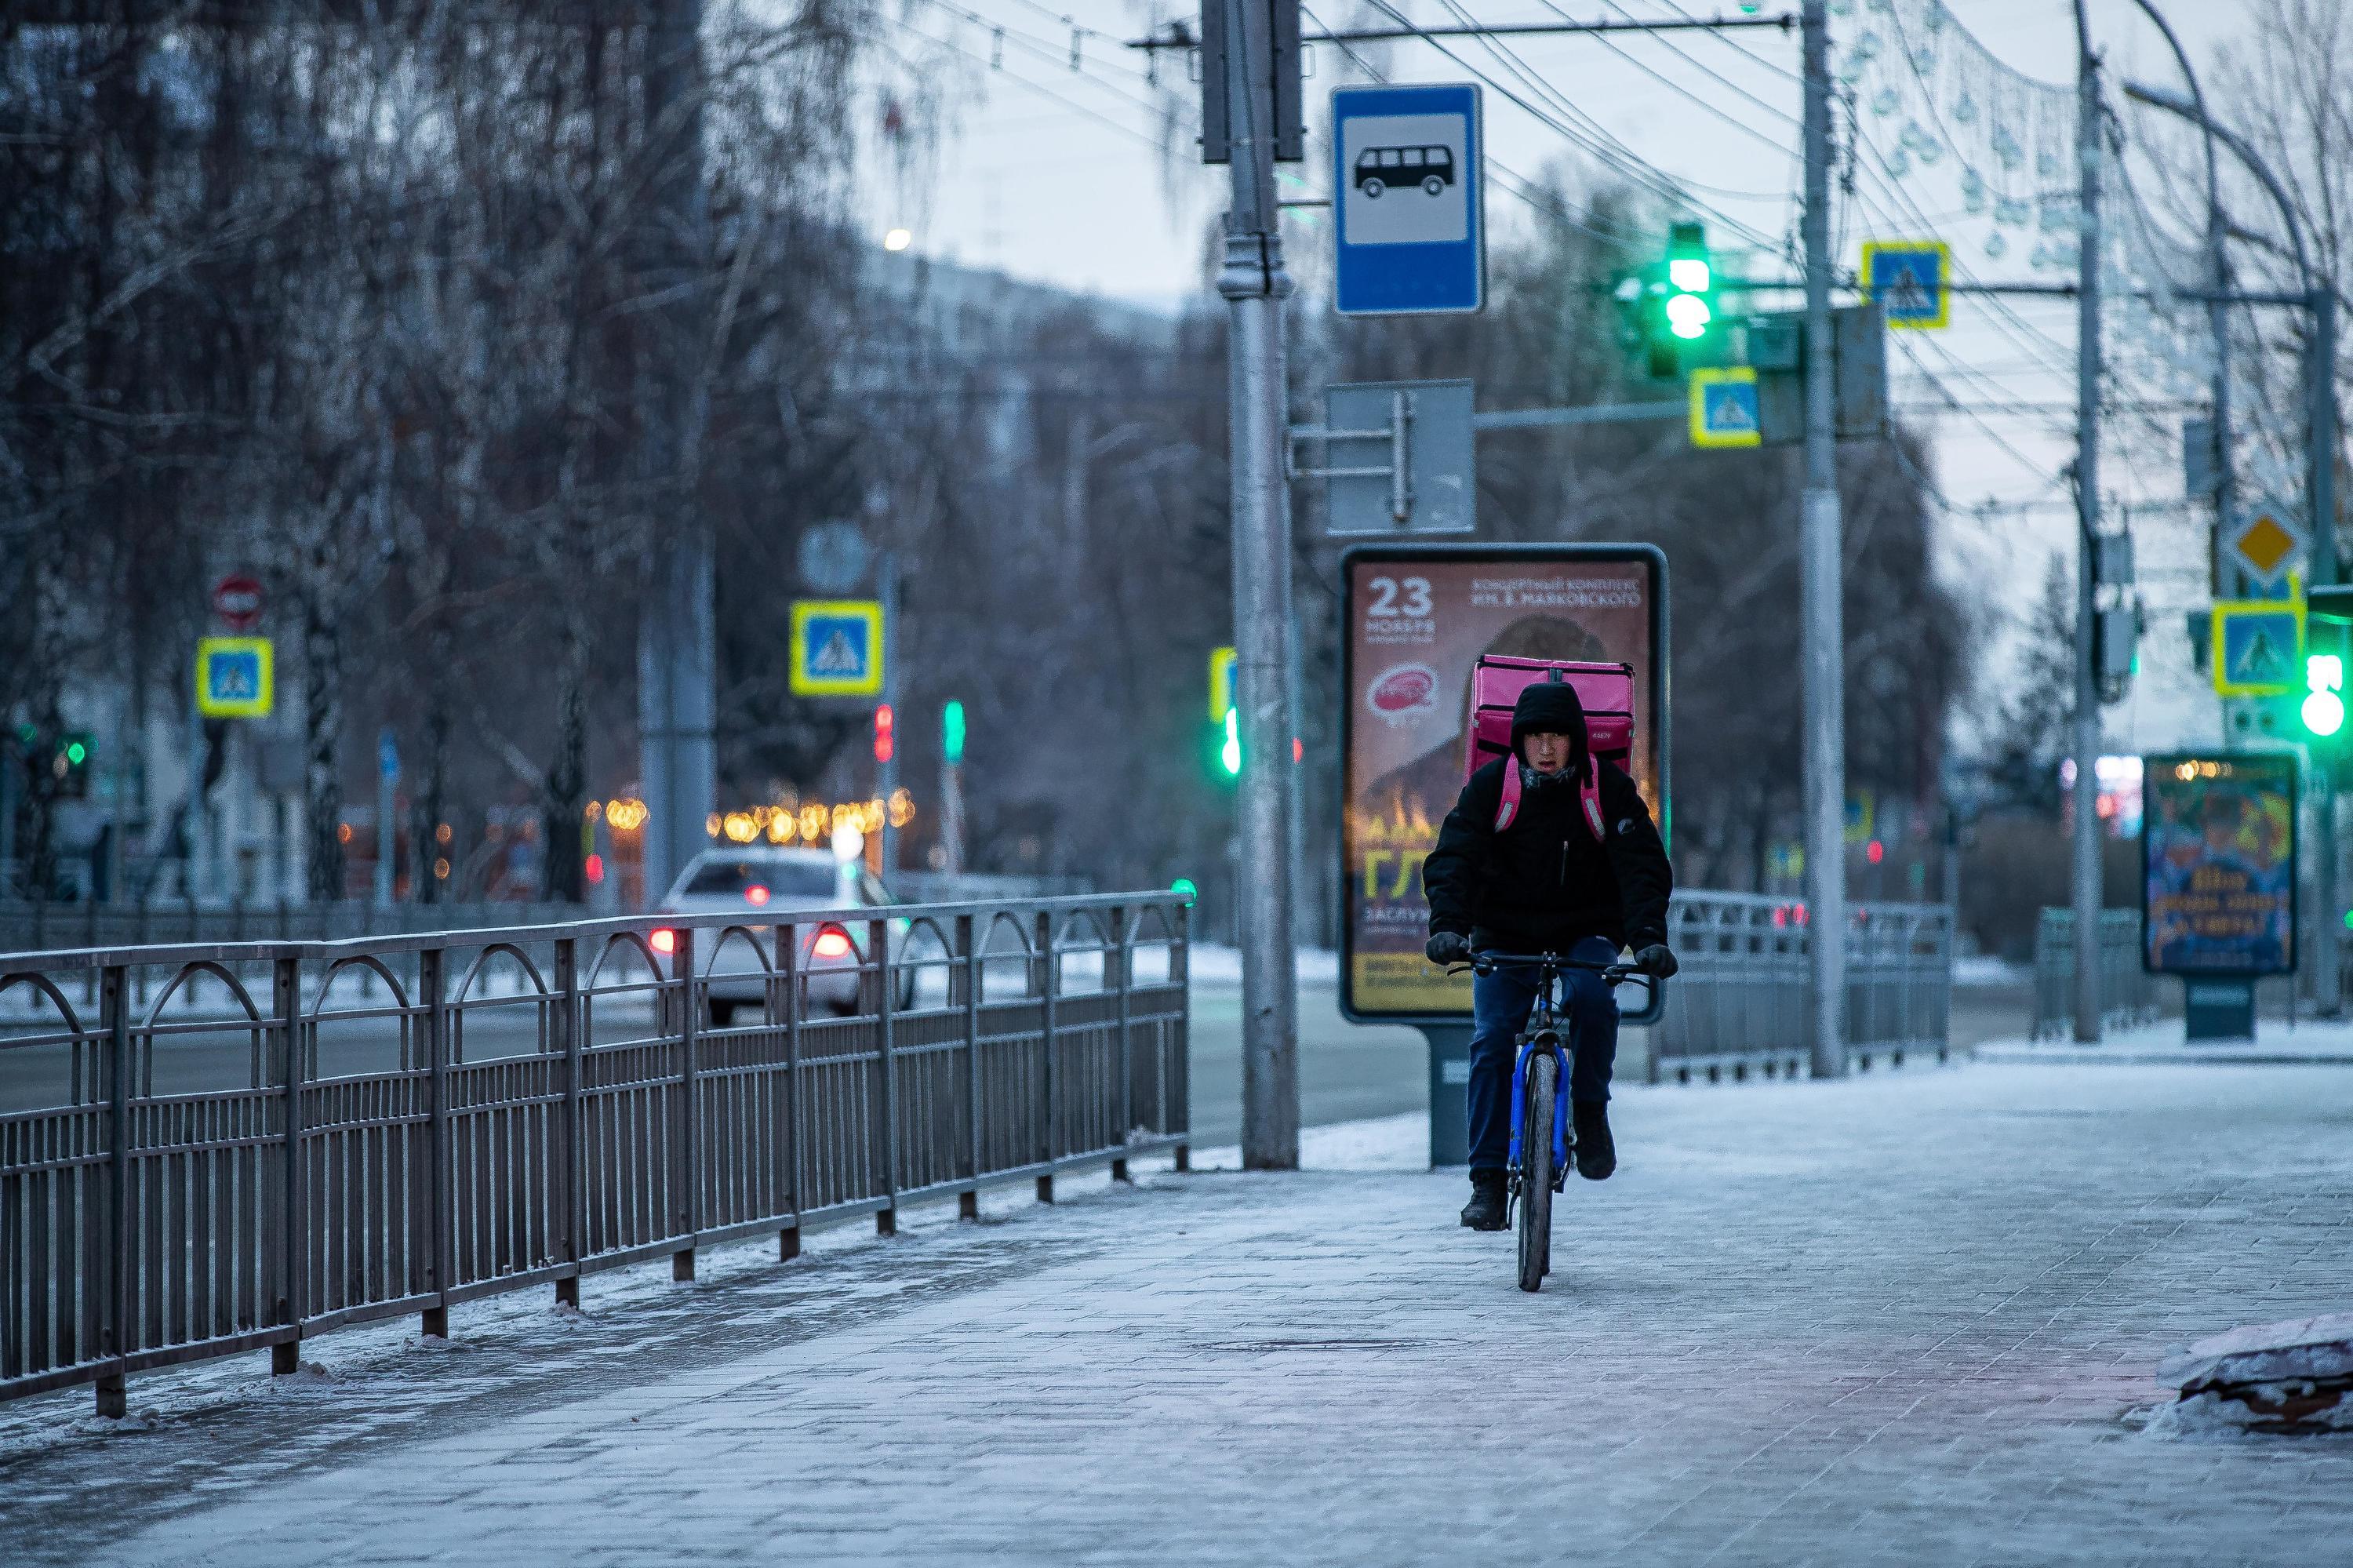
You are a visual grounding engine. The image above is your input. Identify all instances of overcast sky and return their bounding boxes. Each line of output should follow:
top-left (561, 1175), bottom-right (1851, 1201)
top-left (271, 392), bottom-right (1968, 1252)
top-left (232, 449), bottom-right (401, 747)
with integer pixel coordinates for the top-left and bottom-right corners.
top-left (861, 0), bottom-right (2269, 750)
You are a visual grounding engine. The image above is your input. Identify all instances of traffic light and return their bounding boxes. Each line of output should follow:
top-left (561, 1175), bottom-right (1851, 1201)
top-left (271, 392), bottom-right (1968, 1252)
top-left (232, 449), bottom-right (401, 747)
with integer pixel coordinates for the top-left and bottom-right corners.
top-left (1616, 221), bottom-right (1718, 379)
top-left (942, 700), bottom-right (966, 766)
top-left (1662, 221), bottom-right (1714, 340)
top-left (1220, 708), bottom-right (1242, 777)
top-left (13, 728), bottom-right (92, 798)
top-left (873, 703), bottom-right (895, 763)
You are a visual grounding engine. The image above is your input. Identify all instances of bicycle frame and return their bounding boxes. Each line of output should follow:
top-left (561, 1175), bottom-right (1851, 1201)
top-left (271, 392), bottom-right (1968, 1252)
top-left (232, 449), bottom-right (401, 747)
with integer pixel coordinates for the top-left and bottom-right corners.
top-left (1503, 965), bottom-right (1575, 1184)
top-left (1468, 952), bottom-right (1653, 1188)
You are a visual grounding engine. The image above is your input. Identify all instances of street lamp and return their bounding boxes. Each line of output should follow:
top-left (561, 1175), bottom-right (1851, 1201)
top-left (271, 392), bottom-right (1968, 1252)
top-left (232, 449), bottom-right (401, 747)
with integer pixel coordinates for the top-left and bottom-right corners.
top-left (2126, 78), bottom-right (2343, 1017)
top-left (2125, 1), bottom-right (2233, 537)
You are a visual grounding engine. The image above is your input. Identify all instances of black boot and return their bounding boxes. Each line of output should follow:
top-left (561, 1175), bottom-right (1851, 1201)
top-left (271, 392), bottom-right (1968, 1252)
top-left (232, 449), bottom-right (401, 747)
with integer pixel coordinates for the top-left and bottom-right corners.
top-left (1459, 1169), bottom-right (1507, 1229)
top-left (1572, 1101), bottom-right (1615, 1181)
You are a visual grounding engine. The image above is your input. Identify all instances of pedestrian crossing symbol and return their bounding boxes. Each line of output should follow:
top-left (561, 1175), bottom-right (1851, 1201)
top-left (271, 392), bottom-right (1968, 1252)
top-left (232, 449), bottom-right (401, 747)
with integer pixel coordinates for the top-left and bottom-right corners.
top-left (790, 600), bottom-right (886, 697)
top-left (195, 637), bottom-right (274, 718)
top-left (2211, 601), bottom-right (2304, 697)
top-left (1862, 240), bottom-right (1951, 329)
top-left (1689, 366), bottom-right (1762, 449)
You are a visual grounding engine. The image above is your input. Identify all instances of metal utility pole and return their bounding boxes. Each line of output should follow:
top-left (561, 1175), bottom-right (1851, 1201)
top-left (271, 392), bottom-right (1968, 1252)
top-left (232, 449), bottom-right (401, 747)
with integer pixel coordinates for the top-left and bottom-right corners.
top-left (636, 0), bottom-right (715, 908)
top-left (1215, 0), bottom-right (1300, 1168)
top-left (1799, 0), bottom-right (1846, 1079)
top-left (2070, 2), bottom-right (2106, 1044)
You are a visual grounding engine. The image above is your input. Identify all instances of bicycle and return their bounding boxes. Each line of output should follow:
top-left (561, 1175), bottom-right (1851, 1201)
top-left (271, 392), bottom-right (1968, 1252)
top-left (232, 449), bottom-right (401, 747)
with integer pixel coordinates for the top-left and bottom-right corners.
top-left (1453, 951), bottom-right (1657, 1293)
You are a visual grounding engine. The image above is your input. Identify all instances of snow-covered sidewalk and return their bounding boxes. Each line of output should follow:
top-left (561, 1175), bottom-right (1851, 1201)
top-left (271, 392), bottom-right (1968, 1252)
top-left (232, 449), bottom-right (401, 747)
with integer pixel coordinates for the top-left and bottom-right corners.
top-left (5, 1062), bottom-right (2351, 1566)
top-left (1978, 1014), bottom-right (2353, 1064)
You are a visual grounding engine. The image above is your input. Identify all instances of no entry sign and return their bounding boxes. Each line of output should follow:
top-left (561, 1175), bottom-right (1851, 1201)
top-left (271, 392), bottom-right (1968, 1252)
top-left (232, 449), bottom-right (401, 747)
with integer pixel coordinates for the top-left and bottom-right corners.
top-left (212, 574), bottom-right (264, 632)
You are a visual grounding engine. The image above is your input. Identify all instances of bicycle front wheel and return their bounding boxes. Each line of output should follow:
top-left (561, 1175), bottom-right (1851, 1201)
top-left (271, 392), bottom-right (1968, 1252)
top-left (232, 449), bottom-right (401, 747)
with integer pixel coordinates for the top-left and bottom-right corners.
top-left (1516, 1046), bottom-right (1557, 1293)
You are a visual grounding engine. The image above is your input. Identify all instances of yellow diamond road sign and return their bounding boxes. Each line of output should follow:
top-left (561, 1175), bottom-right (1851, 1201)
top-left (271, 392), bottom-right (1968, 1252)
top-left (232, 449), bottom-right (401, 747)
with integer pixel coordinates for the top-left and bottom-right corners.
top-left (2229, 504), bottom-right (2306, 587)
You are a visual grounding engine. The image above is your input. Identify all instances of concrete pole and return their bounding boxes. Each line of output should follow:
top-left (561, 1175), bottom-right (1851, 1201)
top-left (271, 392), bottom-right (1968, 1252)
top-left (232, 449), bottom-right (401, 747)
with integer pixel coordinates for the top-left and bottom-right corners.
top-left (1216, 0), bottom-right (1299, 1169)
top-left (2071, 3), bottom-right (2106, 1044)
top-left (940, 759), bottom-right (965, 877)
top-left (635, 0), bottom-right (715, 905)
top-left (1800, 0), bottom-right (1847, 1079)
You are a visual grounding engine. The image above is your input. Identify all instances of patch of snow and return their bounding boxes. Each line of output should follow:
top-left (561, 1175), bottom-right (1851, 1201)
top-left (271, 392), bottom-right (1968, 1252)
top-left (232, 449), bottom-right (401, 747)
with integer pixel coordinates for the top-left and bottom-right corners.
top-left (2159, 1312), bottom-right (2353, 1391)
top-left (1951, 955), bottom-right (2030, 988)
top-left (1187, 944), bottom-right (1339, 988)
top-left (1190, 1111), bottom-right (1425, 1172)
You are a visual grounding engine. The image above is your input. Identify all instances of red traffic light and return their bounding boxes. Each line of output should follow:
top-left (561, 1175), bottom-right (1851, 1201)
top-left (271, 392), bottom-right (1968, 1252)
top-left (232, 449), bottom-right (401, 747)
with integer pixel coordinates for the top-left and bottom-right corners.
top-left (874, 703), bottom-right (895, 763)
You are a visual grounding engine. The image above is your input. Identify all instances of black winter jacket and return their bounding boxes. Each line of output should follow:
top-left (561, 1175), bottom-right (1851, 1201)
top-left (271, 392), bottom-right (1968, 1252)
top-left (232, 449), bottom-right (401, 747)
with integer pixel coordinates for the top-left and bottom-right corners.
top-left (1424, 756), bottom-right (1673, 955)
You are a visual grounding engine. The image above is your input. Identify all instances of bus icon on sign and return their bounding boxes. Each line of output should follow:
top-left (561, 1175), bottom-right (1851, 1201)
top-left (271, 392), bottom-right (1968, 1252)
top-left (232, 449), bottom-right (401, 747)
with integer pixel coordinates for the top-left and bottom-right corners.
top-left (1355, 145), bottom-right (1456, 199)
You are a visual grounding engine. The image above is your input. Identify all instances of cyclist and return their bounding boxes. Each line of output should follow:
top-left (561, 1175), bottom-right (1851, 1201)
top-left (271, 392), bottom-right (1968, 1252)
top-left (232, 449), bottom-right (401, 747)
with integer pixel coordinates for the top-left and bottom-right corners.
top-left (1423, 678), bottom-right (1676, 1230)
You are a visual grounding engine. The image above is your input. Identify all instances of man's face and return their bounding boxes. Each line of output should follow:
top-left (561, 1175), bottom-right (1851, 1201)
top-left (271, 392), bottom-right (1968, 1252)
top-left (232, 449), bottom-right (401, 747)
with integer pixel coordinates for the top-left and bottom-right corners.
top-left (1522, 731), bottom-right (1573, 775)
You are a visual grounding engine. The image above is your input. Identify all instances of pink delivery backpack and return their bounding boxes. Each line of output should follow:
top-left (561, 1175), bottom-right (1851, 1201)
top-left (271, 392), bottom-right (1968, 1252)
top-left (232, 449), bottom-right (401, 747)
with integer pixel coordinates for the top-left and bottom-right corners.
top-left (1464, 657), bottom-right (1637, 841)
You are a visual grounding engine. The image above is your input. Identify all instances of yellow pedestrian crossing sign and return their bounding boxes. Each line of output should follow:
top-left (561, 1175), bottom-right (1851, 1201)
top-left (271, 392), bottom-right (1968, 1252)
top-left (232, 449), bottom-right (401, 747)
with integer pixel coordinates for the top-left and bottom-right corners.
top-left (790, 600), bottom-right (886, 697)
top-left (1862, 240), bottom-right (1951, 329)
top-left (2211, 600), bottom-right (2304, 697)
top-left (1689, 367), bottom-right (1761, 449)
top-left (195, 637), bottom-right (274, 718)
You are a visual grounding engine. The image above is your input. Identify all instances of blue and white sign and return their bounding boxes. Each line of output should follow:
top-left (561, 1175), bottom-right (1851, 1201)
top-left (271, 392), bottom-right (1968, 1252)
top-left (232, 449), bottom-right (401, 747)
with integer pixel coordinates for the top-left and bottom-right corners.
top-left (1333, 83), bottom-right (1484, 317)
top-left (1861, 240), bottom-right (1951, 329)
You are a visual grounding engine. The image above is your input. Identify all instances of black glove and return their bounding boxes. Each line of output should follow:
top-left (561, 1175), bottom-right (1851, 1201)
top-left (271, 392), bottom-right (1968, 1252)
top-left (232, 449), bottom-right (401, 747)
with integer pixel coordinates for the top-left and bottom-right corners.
top-left (1634, 943), bottom-right (1678, 979)
top-left (1426, 930), bottom-right (1472, 967)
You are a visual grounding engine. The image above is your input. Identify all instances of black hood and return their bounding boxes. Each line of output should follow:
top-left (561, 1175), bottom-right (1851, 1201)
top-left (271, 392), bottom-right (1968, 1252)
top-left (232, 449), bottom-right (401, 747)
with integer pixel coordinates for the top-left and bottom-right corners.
top-left (1509, 677), bottom-right (1588, 773)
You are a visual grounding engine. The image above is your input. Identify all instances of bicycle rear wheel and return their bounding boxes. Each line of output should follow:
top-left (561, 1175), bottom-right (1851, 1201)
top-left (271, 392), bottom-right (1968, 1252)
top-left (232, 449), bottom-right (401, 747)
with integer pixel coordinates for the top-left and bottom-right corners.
top-left (1516, 1047), bottom-right (1557, 1293)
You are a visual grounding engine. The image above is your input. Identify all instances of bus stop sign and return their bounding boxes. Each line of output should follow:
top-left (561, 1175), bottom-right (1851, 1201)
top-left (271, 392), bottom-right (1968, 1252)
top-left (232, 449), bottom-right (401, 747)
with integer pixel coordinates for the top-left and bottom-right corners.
top-left (1332, 83), bottom-right (1485, 316)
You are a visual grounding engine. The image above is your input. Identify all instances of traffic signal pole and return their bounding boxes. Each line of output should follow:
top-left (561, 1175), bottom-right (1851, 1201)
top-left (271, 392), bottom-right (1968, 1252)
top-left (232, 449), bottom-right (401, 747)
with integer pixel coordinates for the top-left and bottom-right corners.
top-left (1216, 0), bottom-right (1300, 1170)
top-left (1799, 0), bottom-right (1847, 1079)
top-left (2069, 3), bottom-right (2106, 1045)
top-left (2308, 289), bottom-right (2341, 1013)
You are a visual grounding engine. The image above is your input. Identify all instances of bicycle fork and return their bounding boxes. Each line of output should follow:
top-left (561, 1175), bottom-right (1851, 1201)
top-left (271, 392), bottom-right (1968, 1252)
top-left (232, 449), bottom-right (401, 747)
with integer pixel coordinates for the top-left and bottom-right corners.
top-left (1504, 1031), bottom-right (1575, 1203)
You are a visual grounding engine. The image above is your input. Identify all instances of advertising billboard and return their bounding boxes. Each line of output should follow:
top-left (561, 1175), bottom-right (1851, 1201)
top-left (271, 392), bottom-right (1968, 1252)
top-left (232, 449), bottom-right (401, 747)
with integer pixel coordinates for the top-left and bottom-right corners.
top-left (2142, 752), bottom-right (2297, 977)
top-left (1340, 544), bottom-right (1667, 1021)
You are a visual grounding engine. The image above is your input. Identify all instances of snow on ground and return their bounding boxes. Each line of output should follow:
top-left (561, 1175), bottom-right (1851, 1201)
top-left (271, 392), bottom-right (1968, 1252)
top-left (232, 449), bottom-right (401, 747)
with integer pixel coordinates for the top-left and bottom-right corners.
top-left (1978, 1015), bottom-right (2353, 1064)
top-left (5, 1061), bottom-right (2351, 1566)
top-left (1184, 944), bottom-right (1340, 988)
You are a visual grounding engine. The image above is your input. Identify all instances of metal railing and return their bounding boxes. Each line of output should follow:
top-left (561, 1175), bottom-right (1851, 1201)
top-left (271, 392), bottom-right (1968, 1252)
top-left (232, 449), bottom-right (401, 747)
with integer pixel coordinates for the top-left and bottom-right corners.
top-left (1649, 893), bottom-right (1954, 1082)
top-left (2029, 908), bottom-right (2164, 1039)
top-left (0, 893), bottom-right (1191, 1414)
top-left (0, 897), bottom-right (585, 968)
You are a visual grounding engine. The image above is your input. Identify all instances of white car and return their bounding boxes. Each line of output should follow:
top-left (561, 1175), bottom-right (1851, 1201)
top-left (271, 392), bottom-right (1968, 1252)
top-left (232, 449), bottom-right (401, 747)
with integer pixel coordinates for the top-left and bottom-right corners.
top-left (654, 848), bottom-right (912, 1024)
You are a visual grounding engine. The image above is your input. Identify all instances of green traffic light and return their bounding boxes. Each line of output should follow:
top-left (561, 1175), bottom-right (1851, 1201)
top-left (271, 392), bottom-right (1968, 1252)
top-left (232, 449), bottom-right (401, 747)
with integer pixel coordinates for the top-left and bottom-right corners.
top-left (942, 700), bottom-right (966, 765)
top-left (2304, 654), bottom-right (2345, 737)
top-left (1171, 878), bottom-right (1198, 904)
top-left (1664, 293), bottom-right (1711, 339)
top-left (64, 740), bottom-right (85, 766)
top-left (1667, 257), bottom-right (1711, 293)
top-left (1220, 708), bottom-right (1242, 776)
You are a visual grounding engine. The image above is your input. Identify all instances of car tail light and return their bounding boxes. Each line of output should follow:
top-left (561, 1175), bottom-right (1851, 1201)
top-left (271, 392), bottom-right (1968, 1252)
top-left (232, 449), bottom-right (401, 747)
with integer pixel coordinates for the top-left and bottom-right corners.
top-left (811, 926), bottom-right (853, 960)
top-left (745, 884), bottom-right (771, 906)
top-left (650, 929), bottom-right (677, 955)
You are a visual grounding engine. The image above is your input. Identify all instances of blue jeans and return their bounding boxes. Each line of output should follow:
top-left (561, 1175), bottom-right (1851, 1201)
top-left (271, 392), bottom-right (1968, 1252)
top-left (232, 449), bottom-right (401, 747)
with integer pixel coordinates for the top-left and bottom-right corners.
top-left (1466, 935), bottom-right (1620, 1173)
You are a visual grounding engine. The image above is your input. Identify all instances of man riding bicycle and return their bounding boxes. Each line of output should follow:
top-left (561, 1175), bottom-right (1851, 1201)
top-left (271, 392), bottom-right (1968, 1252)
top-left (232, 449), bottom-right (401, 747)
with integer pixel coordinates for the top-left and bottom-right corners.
top-left (1423, 678), bottom-right (1676, 1231)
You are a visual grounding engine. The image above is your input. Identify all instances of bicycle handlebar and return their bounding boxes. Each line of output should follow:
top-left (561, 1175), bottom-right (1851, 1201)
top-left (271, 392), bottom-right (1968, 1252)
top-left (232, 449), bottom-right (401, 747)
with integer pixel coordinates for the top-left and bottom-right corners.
top-left (1445, 950), bottom-right (1660, 988)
